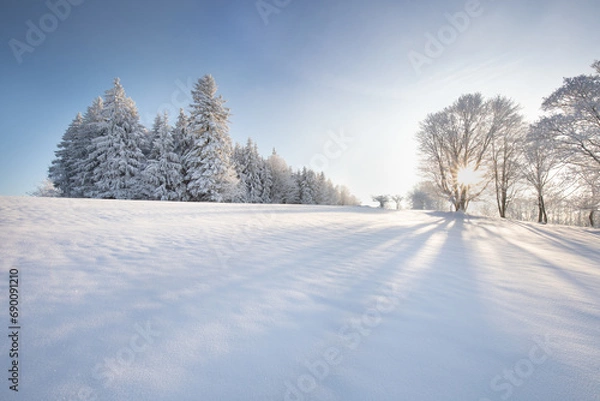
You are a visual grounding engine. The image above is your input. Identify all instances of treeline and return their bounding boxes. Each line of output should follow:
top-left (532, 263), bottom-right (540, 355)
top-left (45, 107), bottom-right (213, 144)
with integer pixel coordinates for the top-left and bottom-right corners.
top-left (414, 60), bottom-right (600, 227)
top-left (48, 75), bottom-right (360, 206)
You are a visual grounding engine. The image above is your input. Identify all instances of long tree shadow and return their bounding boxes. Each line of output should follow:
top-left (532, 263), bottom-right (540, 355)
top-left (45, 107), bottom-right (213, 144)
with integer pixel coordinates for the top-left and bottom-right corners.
top-left (476, 222), bottom-right (600, 304)
top-left (10, 197), bottom-right (600, 401)
top-left (17, 208), bottom-right (452, 400)
top-left (466, 218), bottom-right (600, 401)
top-left (277, 214), bottom-right (516, 400)
top-left (337, 214), bottom-right (523, 400)
top-left (509, 220), bottom-right (600, 265)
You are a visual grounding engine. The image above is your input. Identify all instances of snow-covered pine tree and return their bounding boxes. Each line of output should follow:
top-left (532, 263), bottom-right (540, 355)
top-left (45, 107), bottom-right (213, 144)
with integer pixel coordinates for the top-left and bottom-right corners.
top-left (184, 75), bottom-right (240, 202)
top-left (325, 178), bottom-right (340, 205)
top-left (237, 138), bottom-right (264, 203)
top-left (172, 108), bottom-right (190, 157)
top-left (139, 120), bottom-right (155, 158)
top-left (88, 78), bottom-right (147, 199)
top-left (313, 172), bottom-right (328, 205)
top-left (72, 97), bottom-right (106, 197)
top-left (337, 185), bottom-right (360, 206)
top-left (141, 111), bottom-right (183, 201)
top-left (233, 142), bottom-right (246, 187)
top-left (171, 108), bottom-right (192, 200)
top-left (266, 149), bottom-right (296, 204)
top-left (144, 113), bottom-right (165, 159)
top-left (48, 113), bottom-right (84, 197)
top-left (259, 156), bottom-right (272, 204)
top-left (313, 173), bottom-right (337, 205)
top-left (286, 168), bottom-right (302, 204)
top-left (232, 142), bottom-right (249, 202)
top-left (299, 167), bottom-right (317, 205)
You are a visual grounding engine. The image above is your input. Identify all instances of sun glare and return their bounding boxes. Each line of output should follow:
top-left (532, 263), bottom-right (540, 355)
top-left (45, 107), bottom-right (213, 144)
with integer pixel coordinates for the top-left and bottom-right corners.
top-left (457, 165), bottom-right (482, 187)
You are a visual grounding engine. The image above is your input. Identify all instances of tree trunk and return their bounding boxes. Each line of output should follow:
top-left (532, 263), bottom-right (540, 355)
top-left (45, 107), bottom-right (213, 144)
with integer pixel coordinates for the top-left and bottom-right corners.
top-left (498, 199), bottom-right (506, 218)
top-left (538, 195), bottom-right (548, 224)
top-left (590, 210), bottom-right (596, 228)
top-left (497, 188), bottom-right (507, 218)
top-left (455, 187), bottom-right (468, 212)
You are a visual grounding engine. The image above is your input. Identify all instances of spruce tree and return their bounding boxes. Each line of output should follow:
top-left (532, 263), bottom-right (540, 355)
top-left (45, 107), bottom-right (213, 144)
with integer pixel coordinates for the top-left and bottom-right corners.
top-left (88, 78), bottom-right (147, 199)
top-left (299, 167), bottom-right (317, 205)
top-left (49, 113), bottom-right (84, 197)
top-left (238, 138), bottom-right (264, 203)
top-left (172, 108), bottom-right (191, 200)
top-left (267, 149), bottom-right (295, 204)
top-left (184, 75), bottom-right (239, 202)
top-left (172, 108), bottom-right (190, 157)
top-left (259, 156), bottom-right (273, 204)
top-left (142, 112), bottom-right (183, 200)
top-left (73, 97), bottom-right (106, 198)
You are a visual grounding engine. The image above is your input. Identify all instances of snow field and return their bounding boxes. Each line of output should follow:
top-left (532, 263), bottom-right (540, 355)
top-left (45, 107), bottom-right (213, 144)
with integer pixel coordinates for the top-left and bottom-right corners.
top-left (0, 196), bottom-right (598, 400)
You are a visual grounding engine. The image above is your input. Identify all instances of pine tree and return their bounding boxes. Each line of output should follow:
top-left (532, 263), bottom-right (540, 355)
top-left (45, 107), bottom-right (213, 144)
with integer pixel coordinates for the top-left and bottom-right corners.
top-left (172, 108), bottom-right (191, 200)
top-left (145, 113), bottom-right (164, 158)
top-left (299, 167), bottom-right (317, 205)
top-left (184, 75), bottom-right (239, 202)
top-left (47, 75), bottom-right (362, 206)
top-left (73, 97), bottom-right (106, 198)
top-left (233, 142), bottom-right (244, 173)
top-left (141, 112), bottom-right (183, 200)
top-left (232, 142), bottom-right (247, 201)
top-left (88, 78), bottom-right (147, 199)
top-left (49, 113), bottom-right (84, 197)
top-left (286, 168), bottom-right (302, 204)
top-left (172, 108), bottom-right (190, 157)
top-left (314, 172), bottom-right (328, 205)
top-left (325, 178), bottom-right (340, 205)
top-left (259, 157), bottom-right (273, 204)
top-left (237, 138), bottom-right (264, 203)
top-left (267, 149), bottom-right (296, 204)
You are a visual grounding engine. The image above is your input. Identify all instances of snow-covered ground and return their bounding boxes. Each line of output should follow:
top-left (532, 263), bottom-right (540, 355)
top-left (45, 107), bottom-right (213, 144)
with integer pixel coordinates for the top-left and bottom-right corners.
top-left (0, 196), bottom-right (599, 401)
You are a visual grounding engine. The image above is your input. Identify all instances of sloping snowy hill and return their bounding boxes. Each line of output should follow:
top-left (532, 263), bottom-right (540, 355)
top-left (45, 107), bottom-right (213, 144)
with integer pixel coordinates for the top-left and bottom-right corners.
top-left (0, 196), bottom-right (599, 401)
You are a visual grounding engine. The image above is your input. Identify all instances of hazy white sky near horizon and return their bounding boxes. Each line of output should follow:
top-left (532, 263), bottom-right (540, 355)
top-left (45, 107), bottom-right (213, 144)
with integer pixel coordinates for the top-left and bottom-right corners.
top-left (0, 0), bottom-right (598, 203)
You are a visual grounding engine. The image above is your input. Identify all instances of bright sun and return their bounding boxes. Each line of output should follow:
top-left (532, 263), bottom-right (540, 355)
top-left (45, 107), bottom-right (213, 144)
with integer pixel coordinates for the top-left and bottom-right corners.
top-left (457, 165), bottom-right (482, 187)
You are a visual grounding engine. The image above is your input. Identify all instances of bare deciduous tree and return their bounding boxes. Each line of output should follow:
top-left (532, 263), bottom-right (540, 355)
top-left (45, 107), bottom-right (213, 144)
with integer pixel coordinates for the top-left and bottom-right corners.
top-left (391, 195), bottom-right (403, 210)
top-left (523, 123), bottom-right (564, 224)
top-left (408, 181), bottom-right (446, 210)
top-left (416, 93), bottom-right (519, 212)
top-left (488, 97), bottom-right (527, 218)
top-left (569, 166), bottom-right (600, 227)
top-left (372, 195), bottom-right (390, 209)
top-left (541, 62), bottom-right (600, 169)
top-left (28, 179), bottom-right (62, 198)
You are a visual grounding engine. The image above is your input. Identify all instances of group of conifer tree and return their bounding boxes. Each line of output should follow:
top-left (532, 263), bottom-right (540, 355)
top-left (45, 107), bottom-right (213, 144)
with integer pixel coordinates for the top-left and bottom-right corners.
top-left (49, 75), bottom-right (359, 205)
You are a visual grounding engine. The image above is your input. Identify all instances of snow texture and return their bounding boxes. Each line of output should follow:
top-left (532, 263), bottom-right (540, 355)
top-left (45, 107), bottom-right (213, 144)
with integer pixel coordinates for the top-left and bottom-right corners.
top-left (0, 196), bottom-right (599, 401)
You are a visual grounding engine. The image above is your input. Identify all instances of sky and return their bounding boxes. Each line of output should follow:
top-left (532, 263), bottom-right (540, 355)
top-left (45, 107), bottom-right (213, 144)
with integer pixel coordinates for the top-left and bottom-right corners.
top-left (0, 0), bottom-right (598, 204)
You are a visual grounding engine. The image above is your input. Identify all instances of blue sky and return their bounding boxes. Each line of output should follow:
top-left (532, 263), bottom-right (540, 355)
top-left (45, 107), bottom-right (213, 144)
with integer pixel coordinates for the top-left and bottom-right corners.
top-left (0, 0), bottom-right (598, 203)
